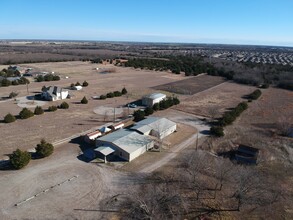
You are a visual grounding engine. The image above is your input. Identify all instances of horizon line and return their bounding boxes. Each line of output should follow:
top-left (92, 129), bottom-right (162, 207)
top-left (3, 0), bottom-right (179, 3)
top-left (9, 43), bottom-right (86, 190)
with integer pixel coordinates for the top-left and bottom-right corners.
top-left (1, 38), bottom-right (293, 49)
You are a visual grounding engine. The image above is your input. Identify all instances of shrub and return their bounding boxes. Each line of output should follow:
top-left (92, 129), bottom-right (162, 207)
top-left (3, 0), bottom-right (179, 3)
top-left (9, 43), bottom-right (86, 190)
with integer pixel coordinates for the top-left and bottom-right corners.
top-left (59, 102), bottom-right (69, 109)
top-left (1, 78), bottom-right (11, 87)
top-left (18, 77), bottom-right (30, 85)
top-left (106, 92), bottom-right (114, 98)
top-left (210, 126), bottom-right (224, 137)
top-left (113, 91), bottom-right (122, 97)
top-left (41, 85), bottom-right (47, 92)
top-left (75, 81), bottom-right (81, 86)
top-left (34, 106), bottom-right (44, 115)
top-left (36, 75), bottom-right (44, 82)
top-left (48, 105), bottom-right (58, 112)
top-left (52, 75), bottom-right (60, 81)
top-left (82, 81), bottom-right (89, 87)
top-left (9, 91), bottom-right (18, 98)
top-left (153, 103), bottom-right (160, 111)
top-left (100, 95), bottom-right (107, 100)
top-left (81, 96), bottom-right (88, 104)
top-left (172, 96), bottom-right (180, 105)
top-left (4, 113), bottom-right (16, 123)
top-left (70, 83), bottom-right (75, 88)
top-left (121, 87), bottom-right (127, 95)
top-left (133, 110), bottom-right (145, 122)
top-left (248, 89), bottom-right (262, 100)
top-left (9, 149), bottom-right (31, 170)
top-left (35, 139), bottom-right (54, 158)
top-left (144, 107), bottom-right (154, 116)
top-left (11, 80), bottom-right (19, 85)
top-left (19, 108), bottom-right (34, 119)
top-left (44, 74), bottom-right (54, 81)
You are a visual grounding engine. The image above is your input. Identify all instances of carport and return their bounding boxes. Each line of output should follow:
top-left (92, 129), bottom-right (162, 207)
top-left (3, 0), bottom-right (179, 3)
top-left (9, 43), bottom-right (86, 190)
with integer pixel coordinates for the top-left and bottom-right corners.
top-left (94, 146), bottom-right (116, 163)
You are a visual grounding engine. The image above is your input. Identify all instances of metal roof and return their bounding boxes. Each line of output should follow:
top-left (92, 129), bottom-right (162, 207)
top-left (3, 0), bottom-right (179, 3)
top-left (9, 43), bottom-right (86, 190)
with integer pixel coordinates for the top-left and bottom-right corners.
top-left (94, 146), bottom-right (115, 156)
top-left (144, 93), bottom-right (166, 100)
top-left (131, 117), bottom-right (176, 135)
top-left (97, 129), bottom-right (153, 154)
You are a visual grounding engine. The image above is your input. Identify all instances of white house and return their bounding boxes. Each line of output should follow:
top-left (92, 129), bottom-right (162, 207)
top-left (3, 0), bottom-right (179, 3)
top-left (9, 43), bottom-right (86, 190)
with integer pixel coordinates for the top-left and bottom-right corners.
top-left (41, 86), bottom-right (69, 101)
top-left (95, 129), bottom-right (154, 162)
top-left (72, 85), bottom-right (82, 90)
top-left (142, 93), bottom-right (166, 107)
top-left (131, 117), bottom-right (177, 139)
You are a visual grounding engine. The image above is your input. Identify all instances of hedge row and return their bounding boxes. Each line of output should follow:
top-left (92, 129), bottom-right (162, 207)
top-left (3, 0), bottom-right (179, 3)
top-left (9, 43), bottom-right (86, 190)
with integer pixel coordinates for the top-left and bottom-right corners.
top-left (133, 96), bottom-right (180, 122)
top-left (248, 89), bottom-right (262, 100)
top-left (3, 102), bottom-right (69, 123)
top-left (210, 102), bottom-right (248, 137)
top-left (100, 87), bottom-right (127, 100)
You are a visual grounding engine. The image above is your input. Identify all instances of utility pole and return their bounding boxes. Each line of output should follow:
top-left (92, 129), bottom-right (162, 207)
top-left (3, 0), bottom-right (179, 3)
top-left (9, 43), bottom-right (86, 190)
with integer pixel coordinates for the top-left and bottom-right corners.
top-left (26, 82), bottom-right (29, 95)
top-left (196, 133), bottom-right (199, 150)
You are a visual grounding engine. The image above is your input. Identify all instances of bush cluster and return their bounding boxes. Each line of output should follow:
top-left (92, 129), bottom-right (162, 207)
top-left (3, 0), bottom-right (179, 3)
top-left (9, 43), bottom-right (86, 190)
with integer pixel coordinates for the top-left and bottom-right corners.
top-left (100, 88), bottom-right (127, 100)
top-left (4, 113), bottom-right (16, 123)
top-left (133, 96), bottom-right (180, 122)
top-left (153, 96), bottom-right (180, 111)
top-left (9, 139), bottom-right (54, 170)
top-left (35, 74), bottom-right (60, 82)
top-left (0, 76), bottom-right (30, 87)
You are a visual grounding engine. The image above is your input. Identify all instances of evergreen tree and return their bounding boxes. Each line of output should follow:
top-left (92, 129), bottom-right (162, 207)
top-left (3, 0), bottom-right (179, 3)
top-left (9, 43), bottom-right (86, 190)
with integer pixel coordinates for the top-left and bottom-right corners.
top-left (4, 113), bottom-right (16, 123)
top-left (9, 149), bottom-right (31, 169)
top-left (35, 139), bottom-right (54, 158)
top-left (81, 96), bottom-right (88, 104)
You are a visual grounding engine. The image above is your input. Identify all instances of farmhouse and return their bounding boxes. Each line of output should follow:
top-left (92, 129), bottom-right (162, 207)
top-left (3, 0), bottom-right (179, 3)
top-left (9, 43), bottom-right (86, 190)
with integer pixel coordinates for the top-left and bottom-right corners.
top-left (142, 93), bottom-right (166, 107)
top-left (41, 86), bottom-right (69, 101)
top-left (95, 129), bottom-right (154, 162)
top-left (131, 117), bottom-right (177, 139)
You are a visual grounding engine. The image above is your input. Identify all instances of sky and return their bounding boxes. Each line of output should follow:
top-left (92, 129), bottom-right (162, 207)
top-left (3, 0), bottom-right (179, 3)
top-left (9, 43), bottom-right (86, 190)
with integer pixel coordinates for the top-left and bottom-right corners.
top-left (0, 0), bottom-right (292, 46)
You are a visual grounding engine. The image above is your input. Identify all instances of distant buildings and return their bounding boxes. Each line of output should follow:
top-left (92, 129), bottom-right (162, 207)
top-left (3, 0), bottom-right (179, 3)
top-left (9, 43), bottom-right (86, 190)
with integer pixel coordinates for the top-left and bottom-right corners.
top-left (41, 86), bottom-right (69, 101)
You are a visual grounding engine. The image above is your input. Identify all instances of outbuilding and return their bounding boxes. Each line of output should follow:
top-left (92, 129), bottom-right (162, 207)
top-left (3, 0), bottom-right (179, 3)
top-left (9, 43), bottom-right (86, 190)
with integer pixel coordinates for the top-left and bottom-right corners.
top-left (131, 117), bottom-right (177, 139)
top-left (84, 130), bottom-right (102, 144)
top-left (142, 93), bottom-right (166, 107)
top-left (41, 86), bottom-right (69, 101)
top-left (95, 129), bottom-right (154, 162)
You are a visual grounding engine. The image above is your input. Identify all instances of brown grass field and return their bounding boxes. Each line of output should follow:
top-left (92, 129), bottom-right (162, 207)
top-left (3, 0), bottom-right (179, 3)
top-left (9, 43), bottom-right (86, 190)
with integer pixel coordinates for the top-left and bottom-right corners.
top-left (0, 60), bottom-right (292, 219)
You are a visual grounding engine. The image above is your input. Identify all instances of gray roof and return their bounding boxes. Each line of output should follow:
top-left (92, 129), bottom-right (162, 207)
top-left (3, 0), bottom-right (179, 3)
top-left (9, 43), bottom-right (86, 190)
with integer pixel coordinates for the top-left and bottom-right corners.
top-left (94, 146), bottom-right (115, 156)
top-left (131, 117), bottom-right (176, 134)
top-left (144, 93), bottom-right (166, 100)
top-left (97, 129), bottom-right (153, 154)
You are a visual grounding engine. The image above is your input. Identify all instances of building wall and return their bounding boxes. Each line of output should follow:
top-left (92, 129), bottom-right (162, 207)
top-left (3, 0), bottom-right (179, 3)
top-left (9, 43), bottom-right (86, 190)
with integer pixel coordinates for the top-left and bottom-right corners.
top-left (142, 96), bottom-right (165, 107)
top-left (151, 124), bottom-right (177, 139)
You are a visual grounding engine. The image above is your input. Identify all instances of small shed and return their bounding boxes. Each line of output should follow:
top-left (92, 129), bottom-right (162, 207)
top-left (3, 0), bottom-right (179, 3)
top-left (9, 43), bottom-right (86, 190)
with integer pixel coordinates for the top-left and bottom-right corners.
top-left (235, 145), bottom-right (259, 165)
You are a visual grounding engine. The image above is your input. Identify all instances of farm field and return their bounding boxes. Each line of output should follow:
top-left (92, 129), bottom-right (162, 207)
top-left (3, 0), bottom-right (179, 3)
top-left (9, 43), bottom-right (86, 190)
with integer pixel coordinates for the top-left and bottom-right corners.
top-left (153, 74), bottom-right (225, 95)
top-left (174, 81), bottom-right (257, 117)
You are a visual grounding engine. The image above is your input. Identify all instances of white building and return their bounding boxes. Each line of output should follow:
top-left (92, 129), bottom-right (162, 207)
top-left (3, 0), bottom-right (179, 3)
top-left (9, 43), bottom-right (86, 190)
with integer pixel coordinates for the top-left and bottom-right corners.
top-left (95, 129), bottom-right (154, 162)
top-left (131, 117), bottom-right (177, 139)
top-left (41, 86), bottom-right (68, 101)
top-left (142, 93), bottom-right (166, 107)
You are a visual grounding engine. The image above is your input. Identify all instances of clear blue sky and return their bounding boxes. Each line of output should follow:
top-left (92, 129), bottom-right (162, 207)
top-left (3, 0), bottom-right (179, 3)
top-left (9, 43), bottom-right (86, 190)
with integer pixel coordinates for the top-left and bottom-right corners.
top-left (0, 0), bottom-right (292, 46)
